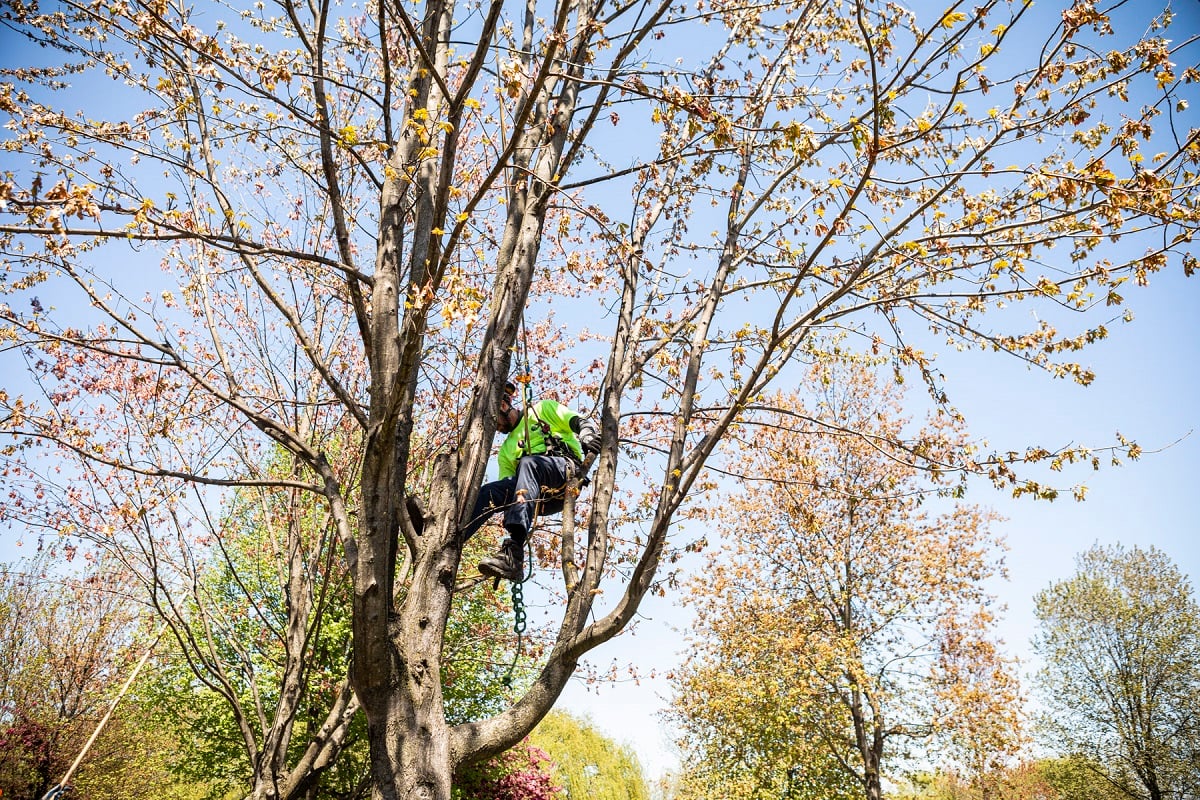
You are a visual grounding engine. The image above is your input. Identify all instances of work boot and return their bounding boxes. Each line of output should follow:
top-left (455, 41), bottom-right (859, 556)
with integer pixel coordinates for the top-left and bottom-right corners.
top-left (478, 537), bottom-right (524, 583)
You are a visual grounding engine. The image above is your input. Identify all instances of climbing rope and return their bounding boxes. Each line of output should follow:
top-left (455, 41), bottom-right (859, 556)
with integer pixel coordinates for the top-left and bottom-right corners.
top-left (511, 579), bottom-right (527, 635)
top-left (513, 314), bottom-right (535, 452)
top-left (501, 540), bottom-right (533, 688)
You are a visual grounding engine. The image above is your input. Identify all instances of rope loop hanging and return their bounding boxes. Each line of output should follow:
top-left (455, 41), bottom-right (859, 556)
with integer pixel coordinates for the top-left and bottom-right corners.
top-left (500, 539), bottom-right (537, 687)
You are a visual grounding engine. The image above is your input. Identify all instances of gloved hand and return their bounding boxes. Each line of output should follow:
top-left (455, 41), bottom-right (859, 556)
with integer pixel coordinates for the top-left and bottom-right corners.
top-left (577, 423), bottom-right (600, 489)
top-left (578, 419), bottom-right (601, 456)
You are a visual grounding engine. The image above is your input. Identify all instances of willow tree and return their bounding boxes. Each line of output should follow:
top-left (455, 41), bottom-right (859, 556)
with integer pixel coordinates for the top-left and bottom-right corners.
top-left (0, 0), bottom-right (1196, 797)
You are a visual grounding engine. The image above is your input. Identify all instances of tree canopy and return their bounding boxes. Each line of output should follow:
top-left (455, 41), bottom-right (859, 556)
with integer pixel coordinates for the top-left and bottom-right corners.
top-left (0, 549), bottom-right (172, 800)
top-left (529, 710), bottom-right (649, 800)
top-left (668, 363), bottom-right (1021, 800)
top-left (1, 0), bottom-right (1197, 796)
top-left (1034, 544), bottom-right (1200, 800)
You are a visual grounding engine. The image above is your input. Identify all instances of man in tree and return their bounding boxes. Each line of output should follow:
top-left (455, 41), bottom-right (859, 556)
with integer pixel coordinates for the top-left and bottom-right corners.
top-left (462, 381), bottom-right (600, 582)
top-left (2, 0), bottom-right (1196, 794)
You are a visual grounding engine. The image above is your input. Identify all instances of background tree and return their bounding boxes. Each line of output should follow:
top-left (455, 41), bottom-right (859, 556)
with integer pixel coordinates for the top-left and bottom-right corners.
top-left (896, 758), bottom-right (1128, 800)
top-left (454, 744), bottom-right (564, 800)
top-left (136, 461), bottom-right (368, 800)
top-left (1037, 756), bottom-right (1130, 800)
top-left (1, 0), bottom-right (1196, 797)
top-left (529, 710), bottom-right (649, 800)
top-left (668, 363), bottom-right (1022, 800)
top-left (138, 449), bottom-right (534, 800)
top-left (0, 548), bottom-right (170, 800)
top-left (1033, 544), bottom-right (1200, 800)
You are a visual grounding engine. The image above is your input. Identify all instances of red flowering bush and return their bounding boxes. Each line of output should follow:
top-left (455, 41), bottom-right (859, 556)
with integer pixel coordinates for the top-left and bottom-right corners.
top-left (455, 743), bottom-right (564, 800)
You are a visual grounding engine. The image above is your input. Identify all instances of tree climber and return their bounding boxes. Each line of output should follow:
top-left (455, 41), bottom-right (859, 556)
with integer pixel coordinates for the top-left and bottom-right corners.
top-left (461, 381), bottom-right (601, 583)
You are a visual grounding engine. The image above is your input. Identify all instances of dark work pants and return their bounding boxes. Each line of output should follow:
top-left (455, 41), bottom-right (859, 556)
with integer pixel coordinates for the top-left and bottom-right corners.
top-left (461, 455), bottom-right (575, 547)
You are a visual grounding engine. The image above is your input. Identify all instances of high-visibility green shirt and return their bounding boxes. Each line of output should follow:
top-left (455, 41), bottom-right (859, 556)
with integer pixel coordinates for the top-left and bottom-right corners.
top-left (497, 399), bottom-right (583, 478)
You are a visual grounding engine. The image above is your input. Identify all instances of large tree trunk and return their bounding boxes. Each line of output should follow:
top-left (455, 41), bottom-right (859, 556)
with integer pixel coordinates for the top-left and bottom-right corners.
top-left (347, 0), bottom-right (705, 791)
top-left (350, 13), bottom-right (590, 786)
top-left (363, 539), bottom-right (458, 800)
